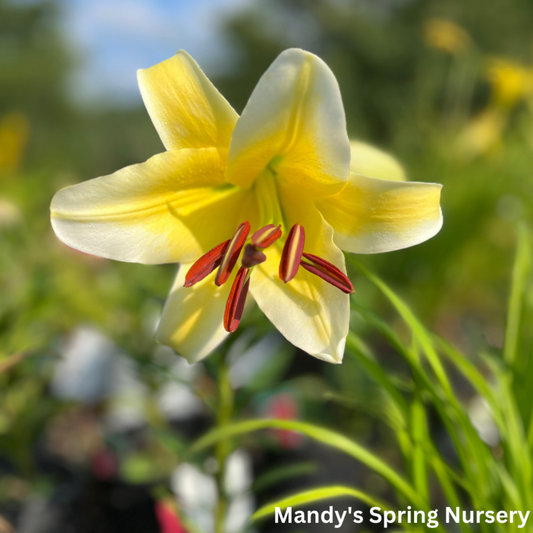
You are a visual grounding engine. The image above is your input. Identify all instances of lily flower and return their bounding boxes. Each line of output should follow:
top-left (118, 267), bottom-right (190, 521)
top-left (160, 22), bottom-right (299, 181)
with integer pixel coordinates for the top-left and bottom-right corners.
top-left (423, 18), bottom-right (472, 55)
top-left (51, 49), bottom-right (443, 364)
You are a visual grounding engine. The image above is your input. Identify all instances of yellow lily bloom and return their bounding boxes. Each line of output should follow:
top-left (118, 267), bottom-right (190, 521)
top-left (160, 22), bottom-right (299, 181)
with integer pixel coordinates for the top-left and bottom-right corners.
top-left (423, 18), bottom-right (471, 55)
top-left (486, 58), bottom-right (533, 109)
top-left (51, 49), bottom-right (443, 364)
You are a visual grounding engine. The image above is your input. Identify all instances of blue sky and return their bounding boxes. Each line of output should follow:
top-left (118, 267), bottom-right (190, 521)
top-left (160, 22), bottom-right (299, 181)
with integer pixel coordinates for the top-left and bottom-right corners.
top-left (58, 0), bottom-right (254, 107)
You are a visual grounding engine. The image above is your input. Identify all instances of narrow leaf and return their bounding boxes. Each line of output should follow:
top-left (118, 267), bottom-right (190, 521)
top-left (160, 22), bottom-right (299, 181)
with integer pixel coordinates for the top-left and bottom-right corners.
top-left (252, 485), bottom-right (390, 521)
top-left (192, 418), bottom-right (424, 507)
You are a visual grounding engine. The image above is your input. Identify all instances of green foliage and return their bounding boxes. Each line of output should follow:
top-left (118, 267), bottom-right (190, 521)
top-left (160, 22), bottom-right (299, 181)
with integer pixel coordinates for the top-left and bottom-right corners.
top-left (252, 486), bottom-right (390, 522)
top-left (2, 1), bottom-right (533, 531)
top-left (188, 226), bottom-right (533, 532)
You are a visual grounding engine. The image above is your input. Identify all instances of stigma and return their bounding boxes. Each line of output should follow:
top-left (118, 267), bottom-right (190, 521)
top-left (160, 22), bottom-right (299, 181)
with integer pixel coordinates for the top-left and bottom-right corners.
top-left (184, 221), bottom-right (353, 333)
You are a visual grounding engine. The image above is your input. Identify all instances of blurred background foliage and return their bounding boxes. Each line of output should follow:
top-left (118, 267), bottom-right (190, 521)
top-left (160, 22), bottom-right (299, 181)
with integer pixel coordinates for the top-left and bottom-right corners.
top-left (1, 0), bottom-right (533, 531)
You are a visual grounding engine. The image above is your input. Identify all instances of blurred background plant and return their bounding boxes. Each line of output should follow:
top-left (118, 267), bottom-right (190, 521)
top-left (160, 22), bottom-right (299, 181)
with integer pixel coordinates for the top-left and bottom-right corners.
top-left (1, 0), bottom-right (533, 532)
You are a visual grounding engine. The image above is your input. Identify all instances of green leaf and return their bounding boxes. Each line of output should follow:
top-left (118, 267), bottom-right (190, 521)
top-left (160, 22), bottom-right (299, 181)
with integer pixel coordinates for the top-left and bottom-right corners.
top-left (251, 485), bottom-right (390, 521)
top-left (349, 258), bottom-right (453, 397)
top-left (252, 462), bottom-right (318, 493)
top-left (437, 339), bottom-right (493, 400)
top-left (192, 418), bottom-right (424, 507)
top-left (346, 332), bottom-right (408, 418)
top-left (504, 223), bottom-right (532, 368)
top-left (410, 395), bottom-right (428, 503)
top-left (350, 265), bottom-right (495, 496)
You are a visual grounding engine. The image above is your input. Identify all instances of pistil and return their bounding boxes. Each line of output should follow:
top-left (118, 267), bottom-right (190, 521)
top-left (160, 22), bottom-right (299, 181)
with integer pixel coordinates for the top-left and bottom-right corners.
top-left (241, 244), bottom-right (266, 268)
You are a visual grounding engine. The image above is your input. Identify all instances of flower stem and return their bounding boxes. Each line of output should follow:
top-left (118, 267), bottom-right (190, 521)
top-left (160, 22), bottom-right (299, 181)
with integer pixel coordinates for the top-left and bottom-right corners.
top-left (214, 351), bottom-right (234, 533)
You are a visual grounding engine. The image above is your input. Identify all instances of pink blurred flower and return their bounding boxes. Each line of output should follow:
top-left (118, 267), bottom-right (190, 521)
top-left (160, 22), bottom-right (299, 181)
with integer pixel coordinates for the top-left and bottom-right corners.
top-left (155, 501), bottom-right (187, 533)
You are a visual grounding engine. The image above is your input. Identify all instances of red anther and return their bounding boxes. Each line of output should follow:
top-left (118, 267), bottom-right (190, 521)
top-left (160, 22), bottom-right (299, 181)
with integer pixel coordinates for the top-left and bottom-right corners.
top-left (300, 253), bottom-right (354, 294)
top-left (184, 240), bottom-right (229, 287)
top-left (224, 267), bottom-right (250, 332)
top-left (241, 244), bottom-right (267, 268)
top-left (279, 224), bottom-right (305, 283)
top-left (251, 224), bottom-right (282, 249)
top-left (215, 221), bottom-right (250, 286)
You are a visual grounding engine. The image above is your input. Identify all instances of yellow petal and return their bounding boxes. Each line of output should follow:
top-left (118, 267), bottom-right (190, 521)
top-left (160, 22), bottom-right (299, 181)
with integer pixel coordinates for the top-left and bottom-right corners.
top-left (157, 264), bottom-right (232, 363)
top-left (250, 183), bottom-right (349, 363)
top-left (316, 173), bottom-right (443, 254)
top-left (349, 140), bottom-right (406, 182)
top-left (226, 49), bottom-right (350, 197)
top-left (138, 51), bottom-right (238, 150)
top-left (51, 148), bottom-right (259, 264)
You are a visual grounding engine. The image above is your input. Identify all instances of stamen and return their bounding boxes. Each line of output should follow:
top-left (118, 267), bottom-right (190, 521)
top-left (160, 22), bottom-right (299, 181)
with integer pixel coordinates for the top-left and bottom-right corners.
top-left (184, 240), bottom-right (229, 287)
top-left (215, 221), bottom-right (250, 286)
top-left (241, 244), bottom-right (267, 268)
top-left (224, 267), bottom-right (250, 332)
top-left (300, 253), bottom-right (354, 294)
top-left (279, 224), bottom-right (305, 283)
top-left (251, 224), bottom-right (282, 249)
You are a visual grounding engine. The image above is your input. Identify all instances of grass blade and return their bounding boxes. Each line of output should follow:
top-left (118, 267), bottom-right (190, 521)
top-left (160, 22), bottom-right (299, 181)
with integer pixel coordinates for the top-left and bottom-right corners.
top-left (192, 418), bottom-right (424, 507)
top-left (410, 395), bottom-right (428, 504)
top-left (504, 223), bottom-right (532, 368)
top-left (251, 485), bottom-right (390, 521)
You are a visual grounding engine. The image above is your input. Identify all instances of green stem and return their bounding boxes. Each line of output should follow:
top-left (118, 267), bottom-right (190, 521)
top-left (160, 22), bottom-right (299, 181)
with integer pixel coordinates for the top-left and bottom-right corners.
top-left (214, 352), bottom-right (234, 533)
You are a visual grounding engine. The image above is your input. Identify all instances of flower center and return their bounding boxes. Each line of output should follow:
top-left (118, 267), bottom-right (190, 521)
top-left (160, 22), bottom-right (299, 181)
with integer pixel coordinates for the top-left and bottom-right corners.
top-left (184, 221), bottom-right (353, 334)
top-left (254, 170), bottom-right (285, 228)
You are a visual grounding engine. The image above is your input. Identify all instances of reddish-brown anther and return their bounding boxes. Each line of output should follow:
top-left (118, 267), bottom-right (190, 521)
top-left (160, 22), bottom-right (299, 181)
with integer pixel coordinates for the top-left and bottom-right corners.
top-left (251, 224), bottom-right (282, 249)
top-left (300, 253), bottom-right (354, 294)
top-left (184, 240), bottom-right (229, 287)
top-left (241, 244), bottom-right (267, 268)
top-left (224, 267), bottom-right (250, 332)
top-left (215, 221), bottom-right (250, 286)
top-left (279, 224), bottom-right (305, 283)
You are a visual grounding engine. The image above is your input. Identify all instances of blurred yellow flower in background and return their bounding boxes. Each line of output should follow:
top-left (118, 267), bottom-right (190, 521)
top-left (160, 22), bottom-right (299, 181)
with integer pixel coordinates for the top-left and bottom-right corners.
top-left (0, 112), bottom-right (29, 175)
top-left (457, 57), bottom-right (533, 158)
top-left (455, 109), bottom-right (507, 158)
top-left (423, 18), bottom-right (471, 55)
top-left (51, 49), bottom-right (442, 364)
top-left (425, 20), bottom-right (533, 158)
top-left (486, 58), bottom-right (533, 109)
top-left (0, 198), bottom-right (22, 229)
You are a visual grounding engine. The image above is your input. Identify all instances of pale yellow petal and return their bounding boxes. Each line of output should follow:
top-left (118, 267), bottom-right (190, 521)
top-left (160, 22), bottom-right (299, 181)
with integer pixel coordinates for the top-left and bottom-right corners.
top-left (156, 264), bottom-right (232, 363)
top-left (138, 51), bottom-right (238, 150)
top-left (226, 49), bottom-right (350, 197)
top-left (250, 184), bottom-right (349, 363)
top-left (349, 140), bottom-right (406, 182)
top-left (316, 173), bottom-right (443, 254)
top-left (51, 148), bottom-right (259, 264)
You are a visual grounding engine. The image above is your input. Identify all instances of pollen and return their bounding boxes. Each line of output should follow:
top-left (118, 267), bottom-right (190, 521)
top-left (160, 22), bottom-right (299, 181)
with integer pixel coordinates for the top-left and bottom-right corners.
top-left (215, 221), bottom-right (250, 286)
top-left (280, 224), bottom-right (353, 294)
top-left (279, 224), bottom-right (305, 283)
